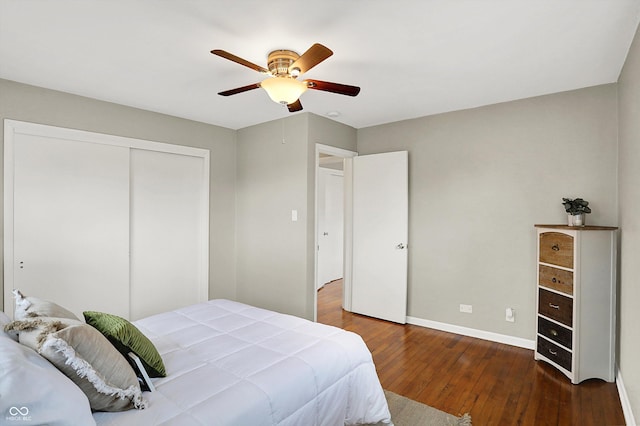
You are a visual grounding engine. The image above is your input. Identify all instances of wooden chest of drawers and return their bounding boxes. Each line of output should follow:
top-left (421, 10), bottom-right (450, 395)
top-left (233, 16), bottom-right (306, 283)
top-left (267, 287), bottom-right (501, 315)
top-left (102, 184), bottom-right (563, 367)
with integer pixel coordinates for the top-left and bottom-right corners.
top-left (534, 225), bottom-right (617, 384)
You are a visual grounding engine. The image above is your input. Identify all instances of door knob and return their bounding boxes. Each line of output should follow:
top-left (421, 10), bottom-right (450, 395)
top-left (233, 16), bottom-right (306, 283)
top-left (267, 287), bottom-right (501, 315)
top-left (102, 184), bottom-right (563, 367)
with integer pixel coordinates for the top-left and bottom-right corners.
top-left (396, 243), bottom-right (406, 249)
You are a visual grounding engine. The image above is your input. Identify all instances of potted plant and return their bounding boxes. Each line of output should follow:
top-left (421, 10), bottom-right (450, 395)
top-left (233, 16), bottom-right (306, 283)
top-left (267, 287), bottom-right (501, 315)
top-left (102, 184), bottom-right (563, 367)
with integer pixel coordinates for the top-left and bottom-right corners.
top-left (562, 197), bottom-right (591, 226)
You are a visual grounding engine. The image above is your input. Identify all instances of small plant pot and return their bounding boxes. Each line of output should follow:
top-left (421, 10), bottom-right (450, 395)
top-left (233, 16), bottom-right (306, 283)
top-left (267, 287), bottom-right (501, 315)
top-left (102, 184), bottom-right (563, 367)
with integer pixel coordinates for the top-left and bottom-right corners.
top-left (568, 214), bottom-right (585, 226)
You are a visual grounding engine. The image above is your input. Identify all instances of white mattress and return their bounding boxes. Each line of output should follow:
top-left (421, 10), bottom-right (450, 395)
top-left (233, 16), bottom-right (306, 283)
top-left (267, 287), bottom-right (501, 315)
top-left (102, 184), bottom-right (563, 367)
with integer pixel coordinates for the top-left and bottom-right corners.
top-left (93, 299), bottom-right (391, 425)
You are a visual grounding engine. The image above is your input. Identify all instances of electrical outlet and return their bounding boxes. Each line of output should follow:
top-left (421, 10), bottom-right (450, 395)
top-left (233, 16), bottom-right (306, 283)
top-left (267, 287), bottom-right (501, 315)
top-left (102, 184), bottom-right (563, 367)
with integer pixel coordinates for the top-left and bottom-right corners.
top-left (506, 307), bottom-right (515, 322)
top-left (459, 304), bottom-right (472, 314)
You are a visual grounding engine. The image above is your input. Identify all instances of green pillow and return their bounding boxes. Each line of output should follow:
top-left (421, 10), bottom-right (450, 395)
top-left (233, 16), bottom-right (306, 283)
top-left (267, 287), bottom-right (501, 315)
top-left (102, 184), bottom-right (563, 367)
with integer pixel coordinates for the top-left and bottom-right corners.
top-left (83, 311), bottom-right (166, 378)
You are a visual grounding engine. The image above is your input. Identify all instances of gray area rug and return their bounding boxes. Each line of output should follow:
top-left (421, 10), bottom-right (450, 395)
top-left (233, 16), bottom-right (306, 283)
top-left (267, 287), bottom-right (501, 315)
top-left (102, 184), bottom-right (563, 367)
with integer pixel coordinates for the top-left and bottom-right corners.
top-left (378, 390), bottom-right (472, 426)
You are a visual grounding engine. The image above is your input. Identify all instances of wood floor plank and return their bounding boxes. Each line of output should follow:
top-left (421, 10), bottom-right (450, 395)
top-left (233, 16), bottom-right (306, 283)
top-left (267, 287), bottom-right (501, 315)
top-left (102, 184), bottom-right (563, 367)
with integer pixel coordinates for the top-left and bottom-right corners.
top-left (317, 280), bottom-right (625, 425)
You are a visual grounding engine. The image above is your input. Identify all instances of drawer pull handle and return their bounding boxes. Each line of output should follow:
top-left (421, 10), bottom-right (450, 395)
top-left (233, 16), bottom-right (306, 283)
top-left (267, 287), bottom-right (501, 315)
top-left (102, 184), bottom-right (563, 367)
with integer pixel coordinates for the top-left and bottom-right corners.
top-left (550, 329), bottom-right (558, 336)
top-left (552, 277), bottom-right (557, 283)
top-left (551, 244), bottom-right (560, 251)
top-left (548, 349), bottom-right (558, 356)
top-left (549, 303), bottom-right (560, 310)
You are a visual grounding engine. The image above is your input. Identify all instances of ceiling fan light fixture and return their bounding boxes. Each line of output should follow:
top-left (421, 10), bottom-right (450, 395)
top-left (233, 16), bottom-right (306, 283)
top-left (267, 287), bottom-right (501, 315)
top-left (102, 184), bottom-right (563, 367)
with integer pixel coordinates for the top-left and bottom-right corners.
top-left (212, 44), bottom-right (359, 113)
top-left (261, 77), bottom-right (308, 105)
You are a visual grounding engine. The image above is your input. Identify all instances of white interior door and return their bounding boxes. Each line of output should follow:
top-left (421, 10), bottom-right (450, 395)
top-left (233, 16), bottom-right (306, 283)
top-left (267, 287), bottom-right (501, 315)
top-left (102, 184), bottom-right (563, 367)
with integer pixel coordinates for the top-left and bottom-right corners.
top-left (129, 149), bottom-right (207, 320)
top-left (317, 168), bottom-right (344, 288)
top-left (351, 151), bottom-right (408, 324)
top-left (11, 133), bottom-right (130, 319)
top-left (324, 170), bottom-right (344, 283)
top-left (317, 168), bottom-right (328, 288)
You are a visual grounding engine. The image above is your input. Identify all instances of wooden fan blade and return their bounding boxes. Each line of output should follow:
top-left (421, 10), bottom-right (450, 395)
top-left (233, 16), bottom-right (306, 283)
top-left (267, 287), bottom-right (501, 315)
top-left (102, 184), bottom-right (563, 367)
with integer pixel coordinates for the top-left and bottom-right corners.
top-left (218, 83), bottom-right (261, 96)
top-left (289, 43), bottom-right (333, 74)
top-left (287, 99), bottom-right (303, 112)
top-left (211, 49), bottom-right (269, 74)
top-left (306, 79), bottom-right (361, 96)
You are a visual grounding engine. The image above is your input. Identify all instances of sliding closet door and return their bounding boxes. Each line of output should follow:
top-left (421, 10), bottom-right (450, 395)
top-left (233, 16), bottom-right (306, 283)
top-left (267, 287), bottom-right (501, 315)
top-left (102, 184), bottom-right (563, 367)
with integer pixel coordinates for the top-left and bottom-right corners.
top-left (12, 134), bottom-right (130, 318)
top-left (5, 121), bottom-right (209, 320)
top-left (129, 149), bottom-right (207, 320)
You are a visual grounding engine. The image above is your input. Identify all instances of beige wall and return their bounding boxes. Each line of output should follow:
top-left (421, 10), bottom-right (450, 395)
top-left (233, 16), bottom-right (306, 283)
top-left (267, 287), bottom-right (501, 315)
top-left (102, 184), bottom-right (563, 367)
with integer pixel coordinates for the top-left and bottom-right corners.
top-left (235, 114), bottom-right (310, 318)
top-left (357, 85), bottom-right (619, 340)
top-left (235, 113), bottom-right (356, 320)
top-left (618, 22), bottom-right (640, 422)
top-left (0, 79), bottom-right (238, 308)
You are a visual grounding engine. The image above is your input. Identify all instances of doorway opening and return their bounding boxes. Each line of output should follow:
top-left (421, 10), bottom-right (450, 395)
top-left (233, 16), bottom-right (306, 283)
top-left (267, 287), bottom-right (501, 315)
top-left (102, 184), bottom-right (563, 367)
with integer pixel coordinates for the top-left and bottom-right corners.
top-left (314, 144), bottom-right (357, 322)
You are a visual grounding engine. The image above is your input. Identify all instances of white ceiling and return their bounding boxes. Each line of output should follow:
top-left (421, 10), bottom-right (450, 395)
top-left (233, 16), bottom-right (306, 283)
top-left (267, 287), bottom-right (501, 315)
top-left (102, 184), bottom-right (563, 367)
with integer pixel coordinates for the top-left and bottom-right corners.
top-left (1, 1), bottom-right (639, 130)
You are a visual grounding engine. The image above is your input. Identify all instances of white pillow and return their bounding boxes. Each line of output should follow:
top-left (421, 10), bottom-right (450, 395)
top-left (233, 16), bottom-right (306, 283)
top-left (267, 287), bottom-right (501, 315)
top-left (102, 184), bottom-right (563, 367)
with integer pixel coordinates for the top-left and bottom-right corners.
top-left (0, 311), bottom-right (17, 341)
top-left (0, 332), bottom-right (96, 425)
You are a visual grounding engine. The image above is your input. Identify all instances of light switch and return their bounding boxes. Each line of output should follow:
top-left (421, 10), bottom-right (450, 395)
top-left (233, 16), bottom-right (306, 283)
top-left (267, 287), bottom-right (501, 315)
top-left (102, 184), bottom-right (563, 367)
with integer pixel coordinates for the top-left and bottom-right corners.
top-left (291, 210), bottom-right (298, 221)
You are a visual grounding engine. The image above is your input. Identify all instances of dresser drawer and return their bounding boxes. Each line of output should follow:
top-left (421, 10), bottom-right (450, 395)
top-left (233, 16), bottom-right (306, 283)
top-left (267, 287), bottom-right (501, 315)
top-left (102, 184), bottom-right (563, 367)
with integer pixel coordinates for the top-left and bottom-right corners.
top-left (537, 336), bottom-right (572, 372)
top-left (539, 288), bottom-right (573, 327)
top-left (538, 316), bottom-right (572, 349)
top-left (539, 265), bottom-right (573, 295)
top-left (539, 232), bottom-right (574, 269)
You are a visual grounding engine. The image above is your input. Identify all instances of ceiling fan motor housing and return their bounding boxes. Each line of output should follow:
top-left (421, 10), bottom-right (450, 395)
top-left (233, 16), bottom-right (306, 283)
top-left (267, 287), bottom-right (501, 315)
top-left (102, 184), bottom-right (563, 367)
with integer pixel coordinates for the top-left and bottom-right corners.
top-left (267, 50), bottom-right (300, 76)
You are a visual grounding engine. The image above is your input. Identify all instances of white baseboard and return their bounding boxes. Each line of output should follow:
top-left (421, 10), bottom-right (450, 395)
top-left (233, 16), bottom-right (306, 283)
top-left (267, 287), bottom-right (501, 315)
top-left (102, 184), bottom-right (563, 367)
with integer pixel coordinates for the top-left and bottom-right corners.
top-left (406, 316), bottom-right (535, 350)
top-left (617, 369), bottom-right (637, 426)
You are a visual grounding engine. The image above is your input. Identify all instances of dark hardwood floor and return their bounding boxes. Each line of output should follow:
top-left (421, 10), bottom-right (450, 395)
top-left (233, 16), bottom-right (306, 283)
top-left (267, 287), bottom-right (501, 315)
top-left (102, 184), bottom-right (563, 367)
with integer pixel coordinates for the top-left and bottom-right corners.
top-left (317, 280), bottom-right (625, 426)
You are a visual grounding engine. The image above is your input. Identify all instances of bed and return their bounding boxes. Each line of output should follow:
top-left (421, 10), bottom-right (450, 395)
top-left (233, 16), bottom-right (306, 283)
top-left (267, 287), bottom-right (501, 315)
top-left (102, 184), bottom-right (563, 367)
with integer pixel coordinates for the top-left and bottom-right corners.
top-left (1, 296), bottom-right (392, 426)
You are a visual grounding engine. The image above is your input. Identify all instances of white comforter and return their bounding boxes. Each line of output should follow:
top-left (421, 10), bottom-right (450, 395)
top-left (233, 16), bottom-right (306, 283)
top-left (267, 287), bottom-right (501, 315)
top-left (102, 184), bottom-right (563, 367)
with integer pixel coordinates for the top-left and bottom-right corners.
top-left (93, 299), bottom-right (391, 426)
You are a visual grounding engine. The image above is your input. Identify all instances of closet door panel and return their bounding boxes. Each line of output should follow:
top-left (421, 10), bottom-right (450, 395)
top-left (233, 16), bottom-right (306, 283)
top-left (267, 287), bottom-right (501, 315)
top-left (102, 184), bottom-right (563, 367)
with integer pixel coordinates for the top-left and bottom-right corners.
top-left (13, 134), bottom-right (130, 319)
top-left (129, 149), bottom-right (206, 320)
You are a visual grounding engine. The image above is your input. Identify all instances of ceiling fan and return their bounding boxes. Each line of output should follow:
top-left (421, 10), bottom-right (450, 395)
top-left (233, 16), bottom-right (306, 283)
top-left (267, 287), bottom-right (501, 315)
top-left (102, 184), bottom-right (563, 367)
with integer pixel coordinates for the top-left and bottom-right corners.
top-left (211, 43), bottom-right (360, 112)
